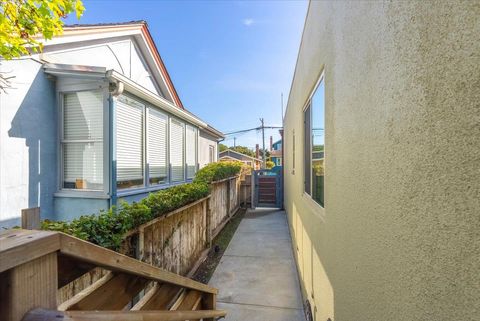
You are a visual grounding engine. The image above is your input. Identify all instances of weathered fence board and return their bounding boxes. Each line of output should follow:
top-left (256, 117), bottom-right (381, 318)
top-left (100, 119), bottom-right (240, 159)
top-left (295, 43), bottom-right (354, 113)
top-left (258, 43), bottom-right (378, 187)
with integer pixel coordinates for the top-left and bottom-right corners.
top-left (57, 174), bottom-right (244, 306)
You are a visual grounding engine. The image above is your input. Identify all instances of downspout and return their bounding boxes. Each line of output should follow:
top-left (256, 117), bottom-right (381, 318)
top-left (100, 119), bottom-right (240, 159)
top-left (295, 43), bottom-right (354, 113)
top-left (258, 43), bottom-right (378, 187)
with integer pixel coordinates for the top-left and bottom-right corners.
top-left (109, 81), bottom-right (124, 208)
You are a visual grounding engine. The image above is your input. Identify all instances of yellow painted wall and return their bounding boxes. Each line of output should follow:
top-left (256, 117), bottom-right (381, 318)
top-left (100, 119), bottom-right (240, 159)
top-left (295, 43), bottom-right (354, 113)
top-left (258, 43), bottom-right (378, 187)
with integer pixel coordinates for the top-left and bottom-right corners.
top-left (283, 1), bottom-right (480, 320)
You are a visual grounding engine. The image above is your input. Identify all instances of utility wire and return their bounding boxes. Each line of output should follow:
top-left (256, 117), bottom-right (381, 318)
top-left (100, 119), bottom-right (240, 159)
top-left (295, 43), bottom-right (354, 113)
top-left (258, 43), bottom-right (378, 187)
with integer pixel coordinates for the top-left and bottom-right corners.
top-left (224, 126), bottom-right (283, 136)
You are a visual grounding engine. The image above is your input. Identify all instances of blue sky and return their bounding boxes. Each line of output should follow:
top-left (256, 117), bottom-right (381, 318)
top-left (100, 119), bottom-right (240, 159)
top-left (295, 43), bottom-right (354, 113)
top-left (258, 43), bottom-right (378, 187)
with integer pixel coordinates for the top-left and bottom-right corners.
top-left (67, 0), bottom-right (308, 149)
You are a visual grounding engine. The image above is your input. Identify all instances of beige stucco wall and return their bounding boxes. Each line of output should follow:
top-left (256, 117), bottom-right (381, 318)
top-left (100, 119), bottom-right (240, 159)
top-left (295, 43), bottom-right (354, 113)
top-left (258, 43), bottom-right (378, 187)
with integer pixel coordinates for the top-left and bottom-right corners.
top-left (283, 1), bottom-right (480, 320)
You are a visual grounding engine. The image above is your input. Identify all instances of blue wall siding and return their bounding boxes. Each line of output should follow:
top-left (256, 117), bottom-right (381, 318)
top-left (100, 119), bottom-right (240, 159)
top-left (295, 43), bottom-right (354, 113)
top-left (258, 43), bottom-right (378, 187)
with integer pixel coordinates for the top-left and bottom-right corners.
top-left (54, 197), bottom-right (110, 221)
top-left (0, 60), bottom-right (58, 227)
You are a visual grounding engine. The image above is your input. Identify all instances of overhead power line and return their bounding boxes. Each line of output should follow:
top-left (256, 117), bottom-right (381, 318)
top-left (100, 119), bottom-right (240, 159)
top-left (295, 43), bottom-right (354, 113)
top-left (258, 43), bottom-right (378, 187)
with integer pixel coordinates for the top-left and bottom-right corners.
top-left (224, 126), bottom-right (283, 136)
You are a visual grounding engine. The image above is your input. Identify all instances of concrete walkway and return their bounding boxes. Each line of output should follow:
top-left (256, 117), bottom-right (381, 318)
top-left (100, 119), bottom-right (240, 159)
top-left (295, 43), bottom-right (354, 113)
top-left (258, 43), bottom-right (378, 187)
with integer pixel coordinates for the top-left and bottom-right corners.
top-left (209, 208), bottom-right (305, 321)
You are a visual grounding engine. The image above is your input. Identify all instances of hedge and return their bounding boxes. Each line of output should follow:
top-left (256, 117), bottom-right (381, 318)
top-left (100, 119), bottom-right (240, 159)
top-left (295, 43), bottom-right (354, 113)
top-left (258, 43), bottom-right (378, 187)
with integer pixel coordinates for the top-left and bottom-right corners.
top-left (42, 161), bottom-right (243, 250)
top-left (193, 161), bottom-right (243, 185)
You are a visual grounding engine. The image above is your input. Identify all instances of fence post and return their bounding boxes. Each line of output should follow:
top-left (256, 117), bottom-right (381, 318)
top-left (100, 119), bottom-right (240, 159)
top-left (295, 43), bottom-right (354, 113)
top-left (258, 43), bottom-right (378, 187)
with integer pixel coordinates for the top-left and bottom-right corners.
top-left (251, 172), bottom-right (255, 209)
top-left (138, 226), bottom-right (145, 261)
top-left (226, 179), bottom-right (231, 217)
top-left (21, 207), bottom-right (40, 230)
top-left (206, 197), bottom-right (212, 247)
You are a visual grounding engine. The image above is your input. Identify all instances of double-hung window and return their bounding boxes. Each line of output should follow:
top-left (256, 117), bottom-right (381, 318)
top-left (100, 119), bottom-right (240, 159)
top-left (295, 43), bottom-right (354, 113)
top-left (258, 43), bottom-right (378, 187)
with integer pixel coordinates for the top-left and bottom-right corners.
top-left (185, 125), bottom-right (197, 179)
top-left (147, 108), bottom-right (168, 185)
top-left (116, 96), bottom-right (144, 189)
top-left (170, 118), bottom-right (185, 182)
top-left (62, 90), bottom-right (104, 191)
top-left (304, 74), bottom-right (325, 207)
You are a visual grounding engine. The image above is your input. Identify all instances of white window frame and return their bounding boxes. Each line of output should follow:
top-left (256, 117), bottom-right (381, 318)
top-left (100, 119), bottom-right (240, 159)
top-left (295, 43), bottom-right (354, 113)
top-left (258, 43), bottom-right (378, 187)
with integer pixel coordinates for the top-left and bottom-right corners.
top-left (146, 107), bottom-right (170, 187)
top-left (57, 87), bottom-right (110, 198)
top-left (107, 92), bottom-right (201, 197)
top-left (185, 124), bottom-right (198, 180)
top-left (303, 71), bottom-right (325, 208)
top-left (116, 94), bottom-right (146, 191)
top-left (169, 117), bottom-right (186, 183)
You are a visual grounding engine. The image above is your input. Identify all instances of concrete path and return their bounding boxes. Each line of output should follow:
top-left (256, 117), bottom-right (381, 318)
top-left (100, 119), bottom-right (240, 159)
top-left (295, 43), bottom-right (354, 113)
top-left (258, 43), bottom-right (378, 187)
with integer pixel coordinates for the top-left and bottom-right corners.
top-left (209, 208), bottom-right (305, 321)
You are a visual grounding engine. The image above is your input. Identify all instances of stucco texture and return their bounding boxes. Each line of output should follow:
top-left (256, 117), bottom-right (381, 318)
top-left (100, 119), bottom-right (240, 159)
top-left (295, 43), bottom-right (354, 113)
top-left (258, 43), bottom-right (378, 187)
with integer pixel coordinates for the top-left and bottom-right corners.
top-left (283, 1), bottom-right (479, 321)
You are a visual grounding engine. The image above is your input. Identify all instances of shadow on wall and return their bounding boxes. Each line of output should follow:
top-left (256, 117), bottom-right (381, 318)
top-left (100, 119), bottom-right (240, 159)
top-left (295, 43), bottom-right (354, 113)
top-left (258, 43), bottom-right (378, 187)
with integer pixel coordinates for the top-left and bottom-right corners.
top-left (7, 68), bottom-right (57, 221)
top-left (289, 201), bottom-right (334, 321)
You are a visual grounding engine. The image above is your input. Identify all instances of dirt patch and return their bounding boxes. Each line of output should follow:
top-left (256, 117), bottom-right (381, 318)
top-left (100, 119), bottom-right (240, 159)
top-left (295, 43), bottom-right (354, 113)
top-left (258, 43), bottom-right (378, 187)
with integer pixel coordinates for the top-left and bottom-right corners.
top-left (192, 208), bottom-right (246, 284)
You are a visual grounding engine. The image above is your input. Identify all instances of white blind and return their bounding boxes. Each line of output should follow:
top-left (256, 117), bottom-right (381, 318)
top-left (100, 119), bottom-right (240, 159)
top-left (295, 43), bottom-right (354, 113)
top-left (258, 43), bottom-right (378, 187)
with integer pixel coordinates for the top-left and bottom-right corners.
top-left (170, 118), bottom-right (184, 182)
top-left (63, 90), bottom-right (103, 189)
top-left (186, 125), bottom-right (197, 179)
top-left (148, 108), bottom-right (168, 183)
top-left (116, 96), bottom-right (144, 183)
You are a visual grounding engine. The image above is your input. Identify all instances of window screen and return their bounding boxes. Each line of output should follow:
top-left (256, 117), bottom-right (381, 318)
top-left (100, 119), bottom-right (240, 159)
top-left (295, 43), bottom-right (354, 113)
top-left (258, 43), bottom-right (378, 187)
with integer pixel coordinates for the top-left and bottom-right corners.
top-left (116, 96), bottom-right (144, 189)
top-left (148, 108), bottom-right (168, 185)
top-left (62, 90), bottom-right (103, 190)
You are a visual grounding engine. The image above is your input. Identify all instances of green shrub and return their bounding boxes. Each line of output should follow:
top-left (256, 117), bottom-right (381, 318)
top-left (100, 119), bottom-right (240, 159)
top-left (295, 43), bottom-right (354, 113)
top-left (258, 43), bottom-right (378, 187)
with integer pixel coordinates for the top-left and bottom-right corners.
top-left (194, 161), bottom-right (243, 185)
top-left (42, 182), bottom-right (207, 250)
top-left (42, 161), bottom-right (242, 251)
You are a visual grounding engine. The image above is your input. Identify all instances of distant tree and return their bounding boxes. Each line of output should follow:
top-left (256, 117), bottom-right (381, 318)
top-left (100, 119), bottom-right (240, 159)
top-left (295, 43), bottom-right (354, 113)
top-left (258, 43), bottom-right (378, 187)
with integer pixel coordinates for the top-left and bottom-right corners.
top-left (258, 149), bottom-right (270, 159)
top-left (0, 0), bottom-right (85, 91)
top-left (266, 160), bottom-right (275, 169)
top-left (219, 143), bottom-right (228, 152)
top-left (230, 146), bottom-right (255, 158)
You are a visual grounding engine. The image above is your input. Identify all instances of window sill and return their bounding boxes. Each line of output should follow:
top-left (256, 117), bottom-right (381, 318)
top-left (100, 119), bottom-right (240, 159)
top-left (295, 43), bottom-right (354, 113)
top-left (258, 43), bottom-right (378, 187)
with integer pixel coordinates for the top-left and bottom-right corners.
top-left (116, 180), bottom-right (192, 197)
top-left (54, 191), bottom-right (111, 199)
top-left (301, 192), bottom-right (326, 221)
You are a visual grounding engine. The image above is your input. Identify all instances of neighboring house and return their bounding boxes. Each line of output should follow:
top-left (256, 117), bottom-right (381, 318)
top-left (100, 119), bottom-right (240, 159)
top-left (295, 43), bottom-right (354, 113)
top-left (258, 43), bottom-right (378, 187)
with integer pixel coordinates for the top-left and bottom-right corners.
top-left (0, 21), bottom-right (223, 228)
top-left (270, 139), bottom-right (282, 166)
top-left (219, 149), bottom-right (262, 170)
top-left (283, 2), bottom-right (477, 321)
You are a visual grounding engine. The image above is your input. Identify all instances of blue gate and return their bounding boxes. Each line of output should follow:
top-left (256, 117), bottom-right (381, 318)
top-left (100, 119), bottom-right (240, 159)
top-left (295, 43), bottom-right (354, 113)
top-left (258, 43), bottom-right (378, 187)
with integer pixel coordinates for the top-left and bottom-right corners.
top-left (253, 167), bottom-right (283, 208)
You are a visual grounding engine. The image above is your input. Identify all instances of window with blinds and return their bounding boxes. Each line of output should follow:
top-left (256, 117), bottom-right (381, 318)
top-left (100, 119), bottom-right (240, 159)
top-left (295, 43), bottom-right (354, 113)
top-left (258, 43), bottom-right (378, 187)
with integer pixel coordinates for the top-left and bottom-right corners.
top-left (147, 108), bottom-right (168, 185)
top-left (116, 96), bottom-right (144, 189)
top-left (62, 90), bottom-right (104, 190)
top-left (170, 118), bottom-right (185, 182)
top-left (185, 125), bottom-right (197, 179)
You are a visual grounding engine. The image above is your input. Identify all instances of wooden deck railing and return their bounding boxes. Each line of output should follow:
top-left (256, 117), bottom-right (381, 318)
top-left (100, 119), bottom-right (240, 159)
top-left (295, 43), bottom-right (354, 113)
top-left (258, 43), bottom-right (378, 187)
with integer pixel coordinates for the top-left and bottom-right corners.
top-left (0, 229), bottom-right (226, 321)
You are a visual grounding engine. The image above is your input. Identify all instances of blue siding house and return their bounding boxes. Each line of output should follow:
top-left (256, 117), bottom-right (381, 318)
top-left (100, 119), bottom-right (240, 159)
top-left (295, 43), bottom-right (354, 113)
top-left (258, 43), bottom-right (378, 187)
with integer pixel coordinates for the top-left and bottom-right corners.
top-left (0, 21), bottom-right (223, 228)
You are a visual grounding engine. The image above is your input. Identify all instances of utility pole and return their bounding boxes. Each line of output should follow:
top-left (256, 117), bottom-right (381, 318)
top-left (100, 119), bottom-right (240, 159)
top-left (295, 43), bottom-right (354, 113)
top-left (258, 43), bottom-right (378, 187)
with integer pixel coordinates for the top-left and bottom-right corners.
top-left (260, 118), bottom-right (266, 169)
top-left (281, 93), bottom-right (284, 123)
top-left (233, 137), bottom-right (236, 147)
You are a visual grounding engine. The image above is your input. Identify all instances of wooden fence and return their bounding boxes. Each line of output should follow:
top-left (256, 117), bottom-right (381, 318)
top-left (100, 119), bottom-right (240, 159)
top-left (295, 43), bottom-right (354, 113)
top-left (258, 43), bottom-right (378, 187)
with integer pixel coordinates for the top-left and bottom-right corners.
top-left (58, 174), bottom-right (248, 304)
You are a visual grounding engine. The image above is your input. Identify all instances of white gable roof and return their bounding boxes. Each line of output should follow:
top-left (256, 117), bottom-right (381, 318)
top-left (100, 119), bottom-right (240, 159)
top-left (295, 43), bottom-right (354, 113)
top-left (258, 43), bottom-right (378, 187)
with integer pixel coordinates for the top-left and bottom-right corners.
top-left (37, 21), bottom-right (183, 108)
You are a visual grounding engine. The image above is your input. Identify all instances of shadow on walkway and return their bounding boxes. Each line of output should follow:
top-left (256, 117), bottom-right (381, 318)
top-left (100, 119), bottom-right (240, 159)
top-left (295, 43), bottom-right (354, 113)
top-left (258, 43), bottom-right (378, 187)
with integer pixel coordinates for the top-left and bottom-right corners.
top-left (209, 208), bottom-right (305, 321)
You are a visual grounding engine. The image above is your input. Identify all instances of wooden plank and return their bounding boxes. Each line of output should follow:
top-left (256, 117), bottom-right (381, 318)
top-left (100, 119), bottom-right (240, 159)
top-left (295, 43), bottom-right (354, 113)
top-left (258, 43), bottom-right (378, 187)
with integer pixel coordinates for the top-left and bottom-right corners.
top-left (174, 290), bottom-right (202, 311)
top-left (123, 196), bottom-right (211, 237)
top-left (23, 309), bottom-right (227, 321)
top-left (0, 229), bottom-right (60, 273)
top-left (62, 272), bottom-right (148, 311)
top-left (59, 233), bottom-right (218, 294)
top-left (21, 207), bottom-right (40, 230)
top-left (58, 267), bottom-right (108, 307)
top-left (135, 283), bottom-right (183, 310)
top-left (57, 254), bottom-right (96, 288)
top-left (58, 272), bottom-right (114, 311)
top-left (130, 282), bottom-right (160, 310)
top-left (0, 253), bottom-right (58, 321)
top-left (168, 290), bottom-right (187, 311)
top-left (203, 293), bottom-right (217, 321)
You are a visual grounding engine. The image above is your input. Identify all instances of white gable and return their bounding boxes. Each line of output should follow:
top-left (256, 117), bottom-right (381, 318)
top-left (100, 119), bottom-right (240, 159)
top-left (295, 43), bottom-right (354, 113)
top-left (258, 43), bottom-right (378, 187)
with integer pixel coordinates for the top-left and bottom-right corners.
top-left (44, 38), bottom-right (162, 97)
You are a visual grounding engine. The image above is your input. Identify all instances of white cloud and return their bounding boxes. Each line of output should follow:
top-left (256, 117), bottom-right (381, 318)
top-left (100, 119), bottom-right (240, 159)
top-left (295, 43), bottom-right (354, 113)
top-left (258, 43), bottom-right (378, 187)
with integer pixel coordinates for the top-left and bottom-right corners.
top-left (243, 18), bottom-right (254, 26)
